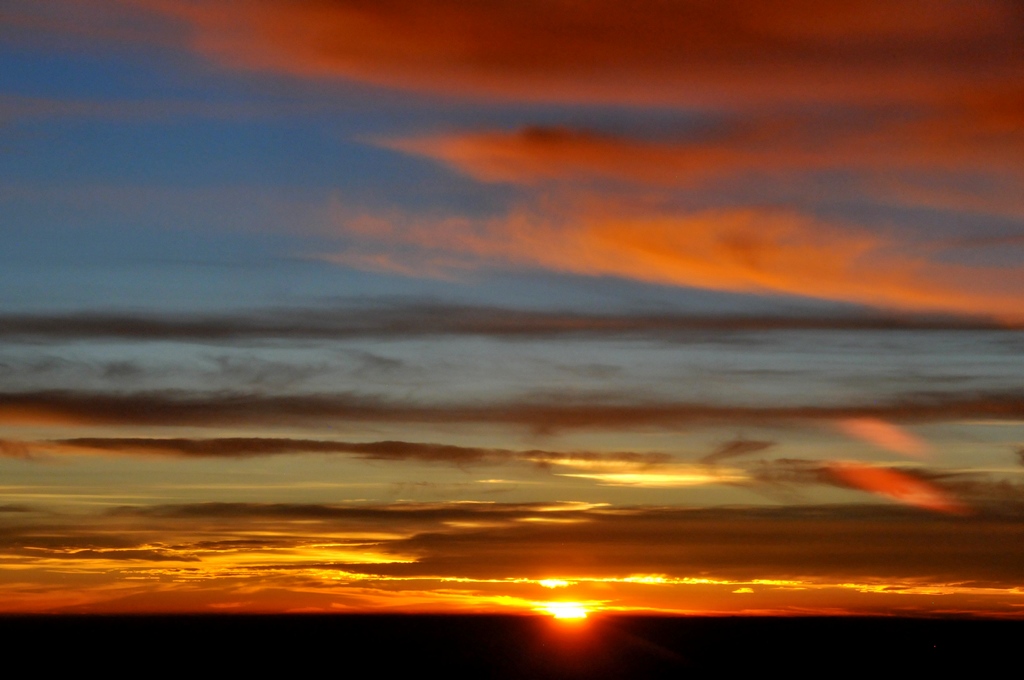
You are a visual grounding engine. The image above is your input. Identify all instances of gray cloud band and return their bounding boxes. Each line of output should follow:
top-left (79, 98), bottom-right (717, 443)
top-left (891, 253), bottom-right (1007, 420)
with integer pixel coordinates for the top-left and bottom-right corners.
top-left (0, 304), bottom-right (1014, 344)
top-left (1, 389), bottom-right (1021, 429)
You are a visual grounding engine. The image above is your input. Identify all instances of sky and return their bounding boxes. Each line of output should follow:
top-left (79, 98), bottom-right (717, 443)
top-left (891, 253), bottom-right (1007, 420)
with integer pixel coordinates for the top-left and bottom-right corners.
top-left (0, 0), bottom-right (1022, 616)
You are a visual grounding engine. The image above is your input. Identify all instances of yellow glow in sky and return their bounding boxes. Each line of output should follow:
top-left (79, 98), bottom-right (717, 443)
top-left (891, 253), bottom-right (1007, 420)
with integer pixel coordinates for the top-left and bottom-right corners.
top-left (539, 602), bottom-right (589, 619)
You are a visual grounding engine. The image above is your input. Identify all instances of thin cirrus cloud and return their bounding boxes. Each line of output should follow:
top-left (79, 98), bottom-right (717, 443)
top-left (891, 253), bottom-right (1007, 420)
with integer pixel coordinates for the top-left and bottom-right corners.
top-left (380, 116), bottom-right (1024, 188)
top-left (116, 0), bottom-right (1022, 108)
top-left (700, 438), bottom-right (776, 465)
top-left (379, 112), bottom-right (1024, 223)
top-left (836, 418), bottom-right (930, 457)
top-left (331, 204), bottom-right (1024, 321)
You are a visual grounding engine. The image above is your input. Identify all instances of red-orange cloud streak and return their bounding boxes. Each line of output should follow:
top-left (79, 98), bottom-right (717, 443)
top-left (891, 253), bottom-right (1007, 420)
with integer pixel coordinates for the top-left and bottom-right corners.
top-left (332, 204), bottom-right (1024, 321)
top-left (836, 419), bottom-right (930, 458)
top-left (827, 462), bottom-right (969, 514)
top-left (124, 0), bottom-right (1022, 107)
top-left (380, 113), bottom-right (1024, 187)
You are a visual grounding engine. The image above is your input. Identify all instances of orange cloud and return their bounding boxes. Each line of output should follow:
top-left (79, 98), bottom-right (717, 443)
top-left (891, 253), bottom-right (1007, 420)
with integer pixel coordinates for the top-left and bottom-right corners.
top-left (836, 418), bottom-right (930, 458)
top-left (331, 203), bottom-right (1024, 321)
top-left (122, 0), bottom-right (1022, 107)
top-left (827, 462), bottom-right (968, 514)
top-left (381, 112), bottom-right (1024, 188)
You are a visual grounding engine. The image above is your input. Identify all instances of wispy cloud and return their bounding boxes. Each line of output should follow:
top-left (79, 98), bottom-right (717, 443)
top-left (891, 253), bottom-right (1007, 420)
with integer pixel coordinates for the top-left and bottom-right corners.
top-left (700, 438), bottom-right (775, 465)
top-left (0, 439), bottom-right (32, 459)
top-left (744, 457), bottom-right (1024, 514)
top-left (380, 114), bottom-right (1024, 188)
top-left (331, 203), bottom-right (1024, 320)
top-left (836, 418), bottom-right (930, 457)
top-left (380, 116), bottom-right (1024, 223)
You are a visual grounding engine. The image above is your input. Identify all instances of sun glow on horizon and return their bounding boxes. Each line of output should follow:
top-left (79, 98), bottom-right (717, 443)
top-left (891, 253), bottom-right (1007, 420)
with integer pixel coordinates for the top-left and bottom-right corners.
top-left (539, 602), bottom-right (590, 620)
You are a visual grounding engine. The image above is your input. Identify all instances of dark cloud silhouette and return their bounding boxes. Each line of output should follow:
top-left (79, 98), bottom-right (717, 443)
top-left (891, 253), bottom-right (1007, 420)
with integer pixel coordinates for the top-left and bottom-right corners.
top-left (701, 438), bottom-right (775, 464)
top-left (1, 389), bottom-right (1021, 430)
top-left (0, 505), bottom-right (32, 513)
top-left (0, 304), bottom-right (1014, 344)
top-left (745, 458), bottom-right (836, 486)
top-left (2, 501), bottom-right (1015, 586)
top-left (920, 472), bottom-right (1024, 513)
top-left (106, 500), bottom-right (593, 529)
top-left (55, 437), bottom-right (509, 462)
top-left (47, 436), bottom-right (671, 468)
top-left (376, 504), bottom-right (1024, 584)
top-left (43, 548), bottom-right (200, 562)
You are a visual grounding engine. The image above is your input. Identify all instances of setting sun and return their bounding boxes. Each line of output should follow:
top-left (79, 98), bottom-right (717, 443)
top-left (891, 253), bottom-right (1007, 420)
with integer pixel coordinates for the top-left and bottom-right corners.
top-left (540, 603), bottom-right (589, 620)
top-left (3, 0), bottom-right (1024, 649)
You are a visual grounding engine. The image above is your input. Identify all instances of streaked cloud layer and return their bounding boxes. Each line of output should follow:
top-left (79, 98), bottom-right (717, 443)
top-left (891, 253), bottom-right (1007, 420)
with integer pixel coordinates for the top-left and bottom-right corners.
top-left (2, 303), bottom-right (1015, 342)
top-left (3, 501), bottom-right (1023, 615)
top-left (2, 387), bottom-right (1022, 429)
top-left (1, 1), bottom-right (1022, 615)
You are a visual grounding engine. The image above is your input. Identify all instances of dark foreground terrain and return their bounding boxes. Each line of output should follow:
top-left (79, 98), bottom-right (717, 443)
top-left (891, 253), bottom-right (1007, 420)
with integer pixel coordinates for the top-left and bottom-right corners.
top-left (3, 615), bottom-right (1018, 676)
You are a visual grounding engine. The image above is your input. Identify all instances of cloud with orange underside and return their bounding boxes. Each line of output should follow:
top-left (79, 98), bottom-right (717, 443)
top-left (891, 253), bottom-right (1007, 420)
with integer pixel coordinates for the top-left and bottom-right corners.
top-left (826, 462), bottom-right (969, 515)
top-left (837, 418), bottom-right (930, 458)
top-left (380, 112), bottom-right (1024, 188)
top-left (331, 203), bottom-right (1024, 321)
top-left (120, 0), bottom-right (1021, 108)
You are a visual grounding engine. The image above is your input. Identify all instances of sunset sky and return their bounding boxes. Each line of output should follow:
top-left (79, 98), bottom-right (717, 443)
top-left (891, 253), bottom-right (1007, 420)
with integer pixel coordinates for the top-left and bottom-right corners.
top-left (1, 0), bottom-right (1023, 616)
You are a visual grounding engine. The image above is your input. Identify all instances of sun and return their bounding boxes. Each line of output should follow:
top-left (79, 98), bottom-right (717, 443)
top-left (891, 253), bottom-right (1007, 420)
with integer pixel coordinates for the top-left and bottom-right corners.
top-left (540, 602), bottom-right (589, 620)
